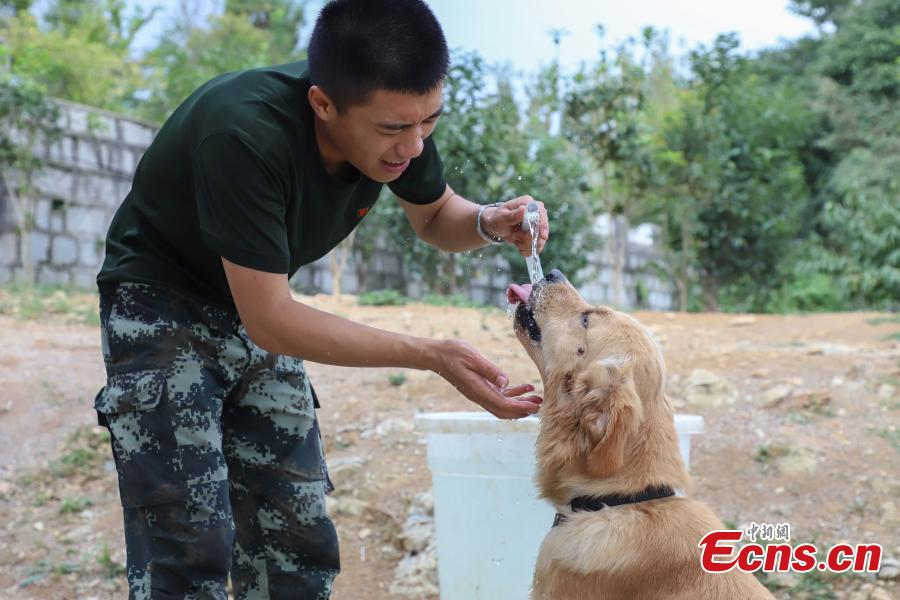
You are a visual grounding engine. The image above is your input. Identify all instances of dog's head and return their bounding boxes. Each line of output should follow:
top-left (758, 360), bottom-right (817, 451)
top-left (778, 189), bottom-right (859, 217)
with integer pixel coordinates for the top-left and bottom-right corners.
top-left (509, 270), bottom-right (678, 497)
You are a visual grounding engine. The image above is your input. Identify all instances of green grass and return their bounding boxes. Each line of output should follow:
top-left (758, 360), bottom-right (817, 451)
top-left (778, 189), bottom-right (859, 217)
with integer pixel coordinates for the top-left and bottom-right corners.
top-left (18, 559), bottom-right (81, 587)
top-left (874, 428), bottom-right (900, 452)
top-left (50, 426), bottom-right (109, 478)
top-left (58, 496), bottom-right (93, 514)
top-left (357, 289), bottom-right (407, 306)
top-left (421, 293), bottom-right (490, 309)
top-left (866, 315), bottom-right (900, 341)
top-left (97, 546), bottom-right (126, 578)
top-left (52, 448), bottom-right (100, 477)
top-left (866, 315), bottom-right (900, 326)
top-left (0, 283), bottom-right (99, 325)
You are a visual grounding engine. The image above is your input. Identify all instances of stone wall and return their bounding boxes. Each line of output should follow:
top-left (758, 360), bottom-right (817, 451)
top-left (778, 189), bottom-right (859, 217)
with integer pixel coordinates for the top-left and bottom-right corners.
top-left (0, 99), bottom-right (157, 287)
top-left (0, 99), bottom-right (674, 309)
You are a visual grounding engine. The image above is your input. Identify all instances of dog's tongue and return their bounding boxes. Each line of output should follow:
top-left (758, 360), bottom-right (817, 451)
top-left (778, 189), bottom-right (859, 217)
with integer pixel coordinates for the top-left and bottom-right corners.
top-left (506, 283), bottom-right (533, 305)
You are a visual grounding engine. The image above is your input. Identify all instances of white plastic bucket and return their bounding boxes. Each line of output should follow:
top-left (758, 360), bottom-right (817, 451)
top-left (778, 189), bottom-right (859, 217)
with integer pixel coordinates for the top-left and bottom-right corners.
top-left (415, 412), bottom-right (704, 600)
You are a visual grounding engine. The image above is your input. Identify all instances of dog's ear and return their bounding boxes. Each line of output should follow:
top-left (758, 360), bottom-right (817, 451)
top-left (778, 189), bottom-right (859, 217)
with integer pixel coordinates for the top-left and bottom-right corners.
top-left (574, 359), bottom-right (644, 478)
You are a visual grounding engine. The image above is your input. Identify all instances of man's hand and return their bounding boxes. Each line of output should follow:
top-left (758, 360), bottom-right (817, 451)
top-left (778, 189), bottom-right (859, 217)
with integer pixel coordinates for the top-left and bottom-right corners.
top-left (482, 196), bottom-right (549, 256)
top-left (429, 339), bottom-right (542, 419)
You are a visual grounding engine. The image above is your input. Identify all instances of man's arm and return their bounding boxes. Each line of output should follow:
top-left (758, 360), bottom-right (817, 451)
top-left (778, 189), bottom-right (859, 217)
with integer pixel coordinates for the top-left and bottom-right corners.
top-left (221, 258), bottom-right (542, 419)
top-left (399, 184), bottom-right (549, 255)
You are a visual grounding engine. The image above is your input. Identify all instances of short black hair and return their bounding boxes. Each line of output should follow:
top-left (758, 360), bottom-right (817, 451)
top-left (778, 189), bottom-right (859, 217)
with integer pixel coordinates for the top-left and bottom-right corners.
top-left (307, 0), bottom-right (449, 112)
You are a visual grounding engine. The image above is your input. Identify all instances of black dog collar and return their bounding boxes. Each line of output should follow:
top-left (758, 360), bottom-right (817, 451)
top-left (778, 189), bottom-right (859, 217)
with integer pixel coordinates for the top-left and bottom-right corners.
top-left (552, 485), bottom-right (676, 527)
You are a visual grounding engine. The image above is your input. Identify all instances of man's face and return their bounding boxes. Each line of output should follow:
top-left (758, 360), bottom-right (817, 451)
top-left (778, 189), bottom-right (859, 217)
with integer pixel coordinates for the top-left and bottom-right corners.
top-left (318, 85), bottom-right (444, 183)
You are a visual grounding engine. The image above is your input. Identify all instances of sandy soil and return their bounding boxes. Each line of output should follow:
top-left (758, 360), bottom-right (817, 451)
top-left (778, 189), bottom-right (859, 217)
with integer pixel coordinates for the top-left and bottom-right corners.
top-left (0, 290), bottom-right (897, 599)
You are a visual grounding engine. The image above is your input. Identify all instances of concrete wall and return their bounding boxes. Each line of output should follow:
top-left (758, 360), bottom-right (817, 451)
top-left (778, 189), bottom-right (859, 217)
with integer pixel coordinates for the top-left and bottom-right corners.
top-left (0, 99), bottom-right (674, 309)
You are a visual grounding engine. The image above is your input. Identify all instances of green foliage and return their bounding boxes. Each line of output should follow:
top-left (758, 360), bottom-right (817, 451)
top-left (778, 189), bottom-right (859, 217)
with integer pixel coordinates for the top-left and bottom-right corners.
top-left (139, 1), bottom-right (309, 122)
top-left (357, 289), bottom-right (407, 306)
top-left (388, 373), bottom-right (406, 387)
top-left (0, 73), bottom-right (61, 281)
top-left (763, 273), bottom-right (844, 313)
top-left (1, 2), bottom-right (154, 112)
top-left (814, 0), bottom-right (900, 100)
top-left (1, 0), bottom-right (895, 314)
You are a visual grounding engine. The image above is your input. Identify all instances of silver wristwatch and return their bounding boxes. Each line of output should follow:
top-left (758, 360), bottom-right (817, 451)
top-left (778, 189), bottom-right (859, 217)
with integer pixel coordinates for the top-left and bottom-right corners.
top-left (476, 203), bottom-right (505, 245)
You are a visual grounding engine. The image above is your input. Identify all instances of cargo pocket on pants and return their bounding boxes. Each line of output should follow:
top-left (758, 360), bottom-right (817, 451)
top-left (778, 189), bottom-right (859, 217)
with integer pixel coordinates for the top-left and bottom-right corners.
top-left (95, 368), bottom-right (187, 508)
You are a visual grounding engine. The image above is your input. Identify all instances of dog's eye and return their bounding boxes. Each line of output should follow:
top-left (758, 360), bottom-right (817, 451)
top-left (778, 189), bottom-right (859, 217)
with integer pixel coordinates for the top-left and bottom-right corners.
top-left (581, 312), bottom-right (589, 328)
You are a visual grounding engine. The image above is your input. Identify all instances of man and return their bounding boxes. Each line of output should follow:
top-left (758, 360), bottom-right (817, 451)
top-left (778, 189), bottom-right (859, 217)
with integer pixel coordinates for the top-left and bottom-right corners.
top-left (95, 0), bottom-right (548, 598)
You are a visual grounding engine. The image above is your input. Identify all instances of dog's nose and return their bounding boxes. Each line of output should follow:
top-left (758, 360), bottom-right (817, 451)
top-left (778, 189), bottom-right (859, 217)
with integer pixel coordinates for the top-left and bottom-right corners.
top-left (544, 269), bottom-right (567, 284)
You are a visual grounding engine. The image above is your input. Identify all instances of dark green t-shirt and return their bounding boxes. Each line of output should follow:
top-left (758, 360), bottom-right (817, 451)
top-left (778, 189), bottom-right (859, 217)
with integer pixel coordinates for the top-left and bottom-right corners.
top-left (97, 60), bottom-right (446, 308)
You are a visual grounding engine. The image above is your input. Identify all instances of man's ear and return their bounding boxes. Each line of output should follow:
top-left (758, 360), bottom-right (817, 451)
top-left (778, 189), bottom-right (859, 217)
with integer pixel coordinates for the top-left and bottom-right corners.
top-left (574, 360), bottom-right (643, 478)
top-left (308, 85), bottom-right (336, 121)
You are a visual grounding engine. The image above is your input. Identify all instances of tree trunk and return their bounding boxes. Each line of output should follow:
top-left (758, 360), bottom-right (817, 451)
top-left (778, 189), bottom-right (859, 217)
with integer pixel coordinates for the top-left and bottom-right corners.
top-left (602, 163), bottom-right (625, 307)
top-left (446, 253), bottom-right (457, 295)
top-left (701, 275), bottom-right (719, 312)
top-left (678, 208), bottom-right (692, 312)
top-left (612, 214), bottom-right (628, 307)
top-left (2, 168), bottom-right (34, 284)
top-left (330, 229), bottom-right (356, 296)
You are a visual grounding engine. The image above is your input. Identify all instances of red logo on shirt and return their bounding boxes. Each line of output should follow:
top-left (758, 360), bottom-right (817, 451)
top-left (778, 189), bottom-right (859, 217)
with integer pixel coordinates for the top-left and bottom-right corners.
top-left (357, 206), bottom-right (371, 218)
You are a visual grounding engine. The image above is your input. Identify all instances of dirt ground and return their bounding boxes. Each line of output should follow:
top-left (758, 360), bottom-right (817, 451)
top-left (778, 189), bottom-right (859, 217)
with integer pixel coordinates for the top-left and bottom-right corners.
top-left (0, 288), bottom-right (898, 599)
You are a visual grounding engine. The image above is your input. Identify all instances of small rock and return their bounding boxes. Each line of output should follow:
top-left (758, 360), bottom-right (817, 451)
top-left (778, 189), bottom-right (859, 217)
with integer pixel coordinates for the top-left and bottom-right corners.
top-left (358, 528), bottom-right (372, 540)
top-left (876, 556), bottom-right (900, 580)
top-left (806, 346), bottom-right (825, 355)
top-left (767, 572), bottom-right (798, 589)
top-left (728, 315), bottom-right (756, 326)
top-left (846, 363), bottom-right (873, 381)
top-left (362, 418), bottom-right (416, 439)
top-left (777, 448), bottom-right (819, 476)
top-left (751, 369), bottom-right (769, 379)
top-left (328, 456), bottom-right (366, 483)
top-left (878, 384), bottom-right (896, 401)
top-left (760, 385), bottom-right (793, 408)
top-left (831, 376), bottom-right (845, 386)
top-left (0, 480), bottom-right (12, 498)
top-left (794, 390), bottom-right (832, 410)
top-left (665, 312), bottom-right (676, 321)
top-left (33, 522), bottom-right (44, 532)
top-left (326, 496), bottom-right (370, 518)
top-left (869, 588), bottom-right (895, 600)
top-left (681, 369), bottom-right (739, 407)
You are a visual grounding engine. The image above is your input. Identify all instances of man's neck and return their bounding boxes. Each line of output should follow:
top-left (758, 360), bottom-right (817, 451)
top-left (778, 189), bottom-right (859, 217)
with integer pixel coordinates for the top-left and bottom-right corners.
top-left (313, 117), bottom-right (356, 181)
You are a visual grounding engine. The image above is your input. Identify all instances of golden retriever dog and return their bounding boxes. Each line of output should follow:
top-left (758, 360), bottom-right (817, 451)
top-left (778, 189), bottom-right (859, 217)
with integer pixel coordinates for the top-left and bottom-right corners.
top-left (508, 270), bottom-right (773, 600)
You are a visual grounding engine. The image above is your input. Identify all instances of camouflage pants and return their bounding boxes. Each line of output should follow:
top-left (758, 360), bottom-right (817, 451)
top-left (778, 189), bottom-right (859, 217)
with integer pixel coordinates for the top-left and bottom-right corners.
top-left (95, 283), bottom-right (339, 599)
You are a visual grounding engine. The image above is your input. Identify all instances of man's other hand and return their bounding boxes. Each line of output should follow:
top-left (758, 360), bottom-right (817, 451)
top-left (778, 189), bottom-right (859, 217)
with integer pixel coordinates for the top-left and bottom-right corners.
top-left (429, 338), bottom-right (542, 419)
